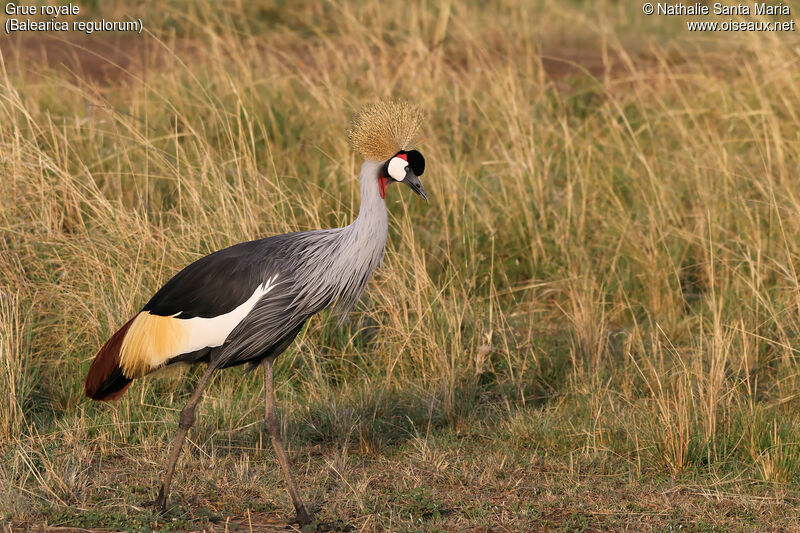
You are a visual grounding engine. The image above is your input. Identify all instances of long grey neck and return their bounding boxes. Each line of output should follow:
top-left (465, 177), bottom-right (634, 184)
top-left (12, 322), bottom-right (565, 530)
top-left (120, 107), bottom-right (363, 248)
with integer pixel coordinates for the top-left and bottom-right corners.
top-left (290, 160), bottom-right (388, 318)
top-left (326, 160), bottom-right (388, 314)
top-left (338, 160), bottom-right (388, 270)
top-left (352, 160), bottom-right (388, 231)
top-left (305, 160), bottom-right (384, 316)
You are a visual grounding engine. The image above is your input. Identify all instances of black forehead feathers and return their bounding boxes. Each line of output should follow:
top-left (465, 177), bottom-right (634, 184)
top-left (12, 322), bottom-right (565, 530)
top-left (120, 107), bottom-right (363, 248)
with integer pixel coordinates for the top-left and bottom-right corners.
top-left (403, 150), bottom-right (425, 176)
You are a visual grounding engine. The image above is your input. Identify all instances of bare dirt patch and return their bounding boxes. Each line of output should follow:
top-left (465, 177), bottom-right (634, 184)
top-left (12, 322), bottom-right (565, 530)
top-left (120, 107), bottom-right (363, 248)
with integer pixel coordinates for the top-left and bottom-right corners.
top-left (540, 47), bottom-right (623, 81)
top-left (0, 34), bottom-right (160, 85)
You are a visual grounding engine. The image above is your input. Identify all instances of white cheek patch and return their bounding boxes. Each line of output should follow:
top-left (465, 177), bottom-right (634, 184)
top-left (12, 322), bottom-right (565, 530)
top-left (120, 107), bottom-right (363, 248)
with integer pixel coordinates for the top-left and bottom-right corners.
top-left (387, 156), bottom-right (408, 182)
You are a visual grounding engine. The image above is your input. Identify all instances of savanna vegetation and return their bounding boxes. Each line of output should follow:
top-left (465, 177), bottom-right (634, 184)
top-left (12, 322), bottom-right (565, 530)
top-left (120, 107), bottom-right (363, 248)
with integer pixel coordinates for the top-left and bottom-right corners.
top-left (3, 1), bottom-right (800, 531)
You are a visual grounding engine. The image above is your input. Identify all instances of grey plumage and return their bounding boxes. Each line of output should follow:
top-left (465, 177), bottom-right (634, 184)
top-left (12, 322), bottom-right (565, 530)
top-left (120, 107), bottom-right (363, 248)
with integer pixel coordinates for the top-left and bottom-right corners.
top-left (125, 152), bottom-right (424, 384)
top-left (164, 160), bottom-right (388, 370)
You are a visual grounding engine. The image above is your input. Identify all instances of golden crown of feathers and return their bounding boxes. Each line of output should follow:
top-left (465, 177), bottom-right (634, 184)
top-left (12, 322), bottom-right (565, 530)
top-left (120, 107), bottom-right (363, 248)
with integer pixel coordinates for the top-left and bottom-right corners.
top-left (347, 100), bottom-right (425, 161)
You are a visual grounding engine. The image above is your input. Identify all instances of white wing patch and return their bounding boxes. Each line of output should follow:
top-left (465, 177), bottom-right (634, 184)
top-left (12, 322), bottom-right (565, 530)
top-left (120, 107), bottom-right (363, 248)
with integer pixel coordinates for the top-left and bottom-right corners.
top-left (181, 274), bottom-right (278, 352)
top-left (119, 275), bottom-right (280, 377)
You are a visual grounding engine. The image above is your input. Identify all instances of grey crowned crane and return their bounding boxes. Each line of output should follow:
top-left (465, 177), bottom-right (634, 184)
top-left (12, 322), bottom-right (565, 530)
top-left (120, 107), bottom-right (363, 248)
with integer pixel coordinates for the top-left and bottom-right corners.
top-left (83, 101), bottom-right (428, 525)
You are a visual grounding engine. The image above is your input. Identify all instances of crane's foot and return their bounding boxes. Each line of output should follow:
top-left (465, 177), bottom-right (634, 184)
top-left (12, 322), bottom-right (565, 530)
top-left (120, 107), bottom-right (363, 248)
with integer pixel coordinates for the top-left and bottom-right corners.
top-left (292, 507), bottom-right (314, 527)
top-left (149, 486), bottom-right (169, 516)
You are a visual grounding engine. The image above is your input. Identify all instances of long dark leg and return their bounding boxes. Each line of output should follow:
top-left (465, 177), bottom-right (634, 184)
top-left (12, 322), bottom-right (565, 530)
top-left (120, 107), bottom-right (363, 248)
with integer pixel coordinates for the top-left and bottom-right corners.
top-left (153, 362), bottom-right (218, 514)
top-left (263, 358), bottom-right (312, 526)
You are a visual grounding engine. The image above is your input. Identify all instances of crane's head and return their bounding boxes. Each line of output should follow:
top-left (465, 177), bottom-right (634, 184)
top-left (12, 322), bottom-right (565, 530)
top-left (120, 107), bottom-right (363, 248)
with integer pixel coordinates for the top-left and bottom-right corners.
top-left (348, 100), bottom-right (428, 202)
top-left (379, 149), bottom-right (427, 201)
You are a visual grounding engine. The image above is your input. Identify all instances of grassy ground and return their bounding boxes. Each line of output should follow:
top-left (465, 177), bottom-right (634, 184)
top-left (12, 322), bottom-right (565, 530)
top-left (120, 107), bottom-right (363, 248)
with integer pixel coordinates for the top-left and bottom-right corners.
top-left (3, 0), bottom-right (800, 530)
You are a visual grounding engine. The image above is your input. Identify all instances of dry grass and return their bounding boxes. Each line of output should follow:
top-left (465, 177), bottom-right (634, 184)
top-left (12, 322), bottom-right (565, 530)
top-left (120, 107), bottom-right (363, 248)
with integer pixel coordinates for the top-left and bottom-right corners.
top-left (3, 0), bottom-right (800, 531)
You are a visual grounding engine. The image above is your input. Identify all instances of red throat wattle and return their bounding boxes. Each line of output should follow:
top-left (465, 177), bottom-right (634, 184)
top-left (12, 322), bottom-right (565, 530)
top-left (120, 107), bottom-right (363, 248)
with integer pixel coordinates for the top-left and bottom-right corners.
top-left (379, 175), bottom-right (388, 199)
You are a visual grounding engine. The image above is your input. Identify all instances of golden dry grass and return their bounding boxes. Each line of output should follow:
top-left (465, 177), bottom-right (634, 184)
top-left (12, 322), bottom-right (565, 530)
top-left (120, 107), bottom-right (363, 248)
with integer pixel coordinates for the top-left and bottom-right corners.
top-left (3, 1), bottom-right (800, 531)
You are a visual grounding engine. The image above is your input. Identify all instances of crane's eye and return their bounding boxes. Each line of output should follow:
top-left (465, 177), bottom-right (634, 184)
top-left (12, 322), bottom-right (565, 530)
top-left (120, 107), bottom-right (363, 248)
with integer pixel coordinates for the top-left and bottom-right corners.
top-left (387, 154), bottom-right (408, 181)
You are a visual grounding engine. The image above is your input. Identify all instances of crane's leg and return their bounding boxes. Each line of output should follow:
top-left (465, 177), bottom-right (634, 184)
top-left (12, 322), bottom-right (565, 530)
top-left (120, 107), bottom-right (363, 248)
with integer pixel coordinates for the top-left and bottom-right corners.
top-left (153, 362), bottom-right (218, 514)
top-left (263, 358), bottom-right (313, 526)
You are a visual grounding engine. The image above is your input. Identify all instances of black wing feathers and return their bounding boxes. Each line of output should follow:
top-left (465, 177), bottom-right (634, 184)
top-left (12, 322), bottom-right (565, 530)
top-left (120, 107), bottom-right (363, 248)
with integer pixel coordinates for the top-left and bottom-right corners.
top-left (143, 239), bottom-right (284, 319)
top-left (141, 231), bottom-right (329, 370)
top-left (91, 368), bottom-right (131, 400)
